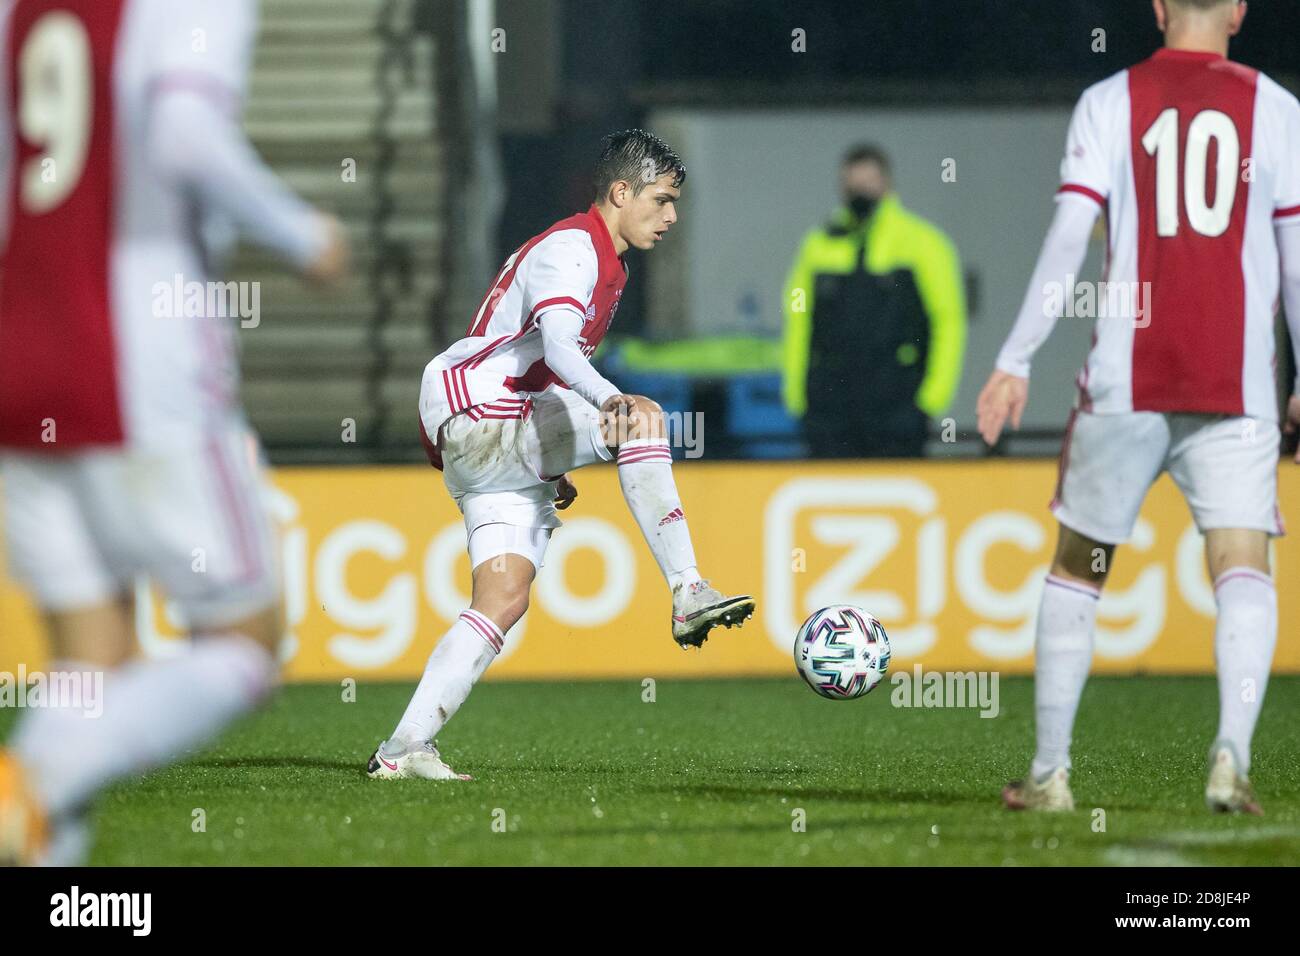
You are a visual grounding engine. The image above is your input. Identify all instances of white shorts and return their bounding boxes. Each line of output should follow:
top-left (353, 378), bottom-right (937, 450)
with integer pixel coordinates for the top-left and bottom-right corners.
top-left (1, 418), bottom-right (281, 629)
top-left (467, 523), bottom-right (553, 571)
top-left (1051, 410), bottom-right (1284, 545)
top-left (427, 386), bottom-right (613, 567)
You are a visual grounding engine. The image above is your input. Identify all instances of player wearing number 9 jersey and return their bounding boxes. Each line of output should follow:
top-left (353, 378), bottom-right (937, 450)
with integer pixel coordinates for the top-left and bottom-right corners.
top-left (0, 0), bottom-right (347, 865)
top-left (978, 0), bottom-right (1300, 817)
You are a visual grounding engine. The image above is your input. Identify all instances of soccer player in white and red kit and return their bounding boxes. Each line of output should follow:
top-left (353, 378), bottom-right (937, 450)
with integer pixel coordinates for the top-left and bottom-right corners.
top-left (978, 0), bottom-right (1300, 814)
top-left (0, 0), bottom-right (346, 863)
top-left (366, 131), bottom-right (754, 781)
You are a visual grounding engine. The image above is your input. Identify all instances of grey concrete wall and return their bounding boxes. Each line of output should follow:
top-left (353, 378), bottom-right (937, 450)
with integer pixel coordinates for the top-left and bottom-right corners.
top-left (645, 106), bottom-right (1107, 431)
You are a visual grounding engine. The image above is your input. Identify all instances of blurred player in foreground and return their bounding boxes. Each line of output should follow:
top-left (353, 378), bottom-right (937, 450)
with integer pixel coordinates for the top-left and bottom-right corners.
top-left (0, 0), bottom-right (346, 864)
top-left (978, 0), bottom-right (1300, 814)
top-left (366, 130), bottom-right (755, 781)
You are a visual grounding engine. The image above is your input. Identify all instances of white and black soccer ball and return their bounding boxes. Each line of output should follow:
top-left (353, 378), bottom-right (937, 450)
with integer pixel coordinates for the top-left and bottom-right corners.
top-left (793, 605), bottom-right (891, 700)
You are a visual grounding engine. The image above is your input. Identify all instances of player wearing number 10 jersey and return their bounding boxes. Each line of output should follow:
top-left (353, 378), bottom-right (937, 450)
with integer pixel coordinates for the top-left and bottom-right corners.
top-left (0, 0), bottom-right (346, 864)
top-left (978, 0), bottom-right (1300, 815)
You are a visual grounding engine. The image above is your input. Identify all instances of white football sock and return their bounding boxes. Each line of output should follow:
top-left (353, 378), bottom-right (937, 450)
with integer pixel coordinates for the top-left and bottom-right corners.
top-left (1031, 575), bottom-right (1099, 780)
top-left (9, 658), bottom-right (105, 814)
top-left (14, 635), bottom-right (276, 819)
top-left (616, 439), bottom-right (700, 590)
top-left (386, 610), bottom-right (501, 752)
top-left (1212, 568), bottom-right (1276, 774)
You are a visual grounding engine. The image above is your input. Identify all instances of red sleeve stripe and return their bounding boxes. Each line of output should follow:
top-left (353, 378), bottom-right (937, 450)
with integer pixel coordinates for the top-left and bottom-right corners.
top-left (1057, 183), bottom-right (1106, 208)
top-left (530, 297), bottom-right (587, 322)
top-left (442, 368), bottom-right (466, 413)
top-left (1274, 203), bottom-right (1300, 220)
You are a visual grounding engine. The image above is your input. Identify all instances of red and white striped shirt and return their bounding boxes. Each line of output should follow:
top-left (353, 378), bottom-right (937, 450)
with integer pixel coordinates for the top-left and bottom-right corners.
top-left (1000, 48), bottom-right (1300, 420)
top-left (0, 0), bottom-right (324, 450)
top-left (423, 205), bottom-right (628, 436)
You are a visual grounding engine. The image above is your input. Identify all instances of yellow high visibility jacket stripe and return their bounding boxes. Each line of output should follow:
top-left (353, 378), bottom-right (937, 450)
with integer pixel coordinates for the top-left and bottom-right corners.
top-left (781, 193), bottom-right (967, 418)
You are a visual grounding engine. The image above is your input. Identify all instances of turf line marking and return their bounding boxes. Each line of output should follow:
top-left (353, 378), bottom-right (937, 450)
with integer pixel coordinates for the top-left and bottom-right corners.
top-left (1102, 846), bottom-right (1197, 867)
top-left (1152, 825), bottom-right (1300, 847)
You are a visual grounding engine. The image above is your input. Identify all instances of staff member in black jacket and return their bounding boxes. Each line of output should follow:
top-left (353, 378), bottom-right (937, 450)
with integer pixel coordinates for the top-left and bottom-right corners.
top-left (783, 145), bottom-right (967, 458)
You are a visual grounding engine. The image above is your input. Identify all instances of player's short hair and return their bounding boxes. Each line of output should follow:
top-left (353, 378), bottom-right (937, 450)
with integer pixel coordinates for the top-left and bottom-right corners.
top-left (593, 129), bottom-right (686, 200)
top-left (841, 143), bottom-right (892, 176)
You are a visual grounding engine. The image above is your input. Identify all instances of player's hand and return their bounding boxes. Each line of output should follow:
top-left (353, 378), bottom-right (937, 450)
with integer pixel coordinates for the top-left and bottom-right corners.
top-left (600, 393), bottom-right (638, 416)
top-left (303, 214), bottom-right (349, 285)
top-left (1283, 395), bottom-right (1300, 464)
top-left (976, 370), bottom-right (1029, 446)
top-left (554, 474), bottom-right (578, 510)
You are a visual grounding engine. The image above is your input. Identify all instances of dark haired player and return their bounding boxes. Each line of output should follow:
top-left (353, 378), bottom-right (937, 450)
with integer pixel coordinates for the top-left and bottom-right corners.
top-left (367, 130), bottom-right (755, 780)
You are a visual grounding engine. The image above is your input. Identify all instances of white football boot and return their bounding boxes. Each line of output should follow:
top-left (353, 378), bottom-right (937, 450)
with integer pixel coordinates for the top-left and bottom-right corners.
top-left (366, 741), bottom-right (471, 781)
top-left (671, 580), bottom-right (755, 649)
top-left (1002, 766), bottom-right (1075, 812)
top-left (1205, 741), bottom-right (1262, 816)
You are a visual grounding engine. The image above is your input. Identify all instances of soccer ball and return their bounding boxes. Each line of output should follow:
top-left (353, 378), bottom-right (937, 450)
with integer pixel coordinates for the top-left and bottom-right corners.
top-left (793, 605), bottom-right (891, 700)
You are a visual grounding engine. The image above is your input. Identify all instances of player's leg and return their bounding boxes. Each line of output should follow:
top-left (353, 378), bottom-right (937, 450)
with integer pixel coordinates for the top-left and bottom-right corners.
top-left (1203, 529), bottom-right (1272, 807)
top-left (1171, 414), bottom-right (1281, 814)
top-left (1202, 530), bottom-right (1272, 815)
top-left (0, 454), bottom-right (136, 864)
top-left (1005, 410), bottom-right (1165, 811)
top-left (3, 428), bottom-right (284, 864)
top-left (595, 394), bottom-right (754, 647)
top-left (599, 395), bottom-right (698, 586)
top-left (370, 530), bottom-right (539, 780)
top-left (3, 598), bottom-right (136, 866)
top-left (1037, 525), bottom-right (1112, 783)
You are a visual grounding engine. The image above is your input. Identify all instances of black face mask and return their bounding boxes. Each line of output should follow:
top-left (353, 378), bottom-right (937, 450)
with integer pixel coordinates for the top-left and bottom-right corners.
top-left (847, 194), bottom-right (879, 221)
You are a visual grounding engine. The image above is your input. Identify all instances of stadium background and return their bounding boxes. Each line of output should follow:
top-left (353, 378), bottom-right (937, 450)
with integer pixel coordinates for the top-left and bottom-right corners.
top-left (3, 0), bottom-right (1299, 677)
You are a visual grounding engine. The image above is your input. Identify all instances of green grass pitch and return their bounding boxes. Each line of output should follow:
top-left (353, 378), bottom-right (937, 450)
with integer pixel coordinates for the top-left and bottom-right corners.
top-left (6, 676), bottom-right (1298, 865)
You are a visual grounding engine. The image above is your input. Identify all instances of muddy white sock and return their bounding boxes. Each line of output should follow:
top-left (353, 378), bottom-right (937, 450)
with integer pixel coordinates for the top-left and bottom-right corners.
top-left (1031, 575), bottom-right (1099, 780)
top-left (15, 636), bottom-right (275, 819)
top-left (1212, 568), bottom-right (1276, 774)
top-left (616, 439), bottom-right (699, 589)
top-left (386, 610), bottom-right (501, 752)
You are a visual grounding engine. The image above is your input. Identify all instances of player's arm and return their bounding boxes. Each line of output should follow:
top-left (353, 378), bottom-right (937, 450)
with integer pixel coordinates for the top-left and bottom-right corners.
top-left (146, 0), bottom-right (343, 280)
top-left (1275, 94), bottom-right (1300, 460)
top-left (976, 196), bottom-right (1099, 444)
top-left (912, 227), bottom-right (967, 418)
top-left (978, 84), bottom-right (1109, 446)
top-left (527, 238), bottom-right (623, 409)
top-left (1278, 222), bottom-right (1300, 461)
top-left (781, 232), bottom-right (817, 417)
top-left (537, 310), bottom-right (623, 409)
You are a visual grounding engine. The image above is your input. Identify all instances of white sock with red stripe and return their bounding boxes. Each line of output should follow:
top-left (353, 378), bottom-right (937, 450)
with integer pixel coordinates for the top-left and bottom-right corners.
top-left (13, 635), bottom-right (276, 819)
top-left (616, 439), bottom-right (701, 591)
top-left (385, 610), bottom-right (502, 752)
top-left (1212, 568), bottom-right (1276, 774)
top-left (1030, 574), bottom-right (1099, 780)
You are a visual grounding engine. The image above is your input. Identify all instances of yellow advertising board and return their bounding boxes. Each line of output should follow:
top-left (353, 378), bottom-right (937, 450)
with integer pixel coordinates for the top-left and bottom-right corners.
top-left (2, 460), bottom-right (1296, 678)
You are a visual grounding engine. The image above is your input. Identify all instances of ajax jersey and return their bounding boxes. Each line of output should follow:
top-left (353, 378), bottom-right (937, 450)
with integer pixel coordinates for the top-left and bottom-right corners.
top-left (1057, 49), bottom-right (1300, 420)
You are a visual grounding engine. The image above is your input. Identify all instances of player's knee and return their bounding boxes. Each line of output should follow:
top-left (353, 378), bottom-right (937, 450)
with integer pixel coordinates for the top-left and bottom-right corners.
top-left (474, 588), bottom-right (529, 633)
top-left (1204, 529), bottom-right (1270, 580)
top-left (1051, 527), bottom-right (1112, 587)
top-left (625, 395), bottom-right (665, 441)
top-left (213, 603), bottom-right (285, 657)
top-left (500, 590), bottom-right (530, 631)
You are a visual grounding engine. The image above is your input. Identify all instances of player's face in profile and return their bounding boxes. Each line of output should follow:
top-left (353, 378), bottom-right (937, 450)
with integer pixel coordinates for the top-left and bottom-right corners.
top-left (624, 175), bottom-right (680, 251)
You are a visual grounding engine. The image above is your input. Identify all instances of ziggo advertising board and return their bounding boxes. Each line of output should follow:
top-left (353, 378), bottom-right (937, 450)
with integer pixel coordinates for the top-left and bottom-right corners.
top-left (2, 461), bottom-right (1296, 678)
